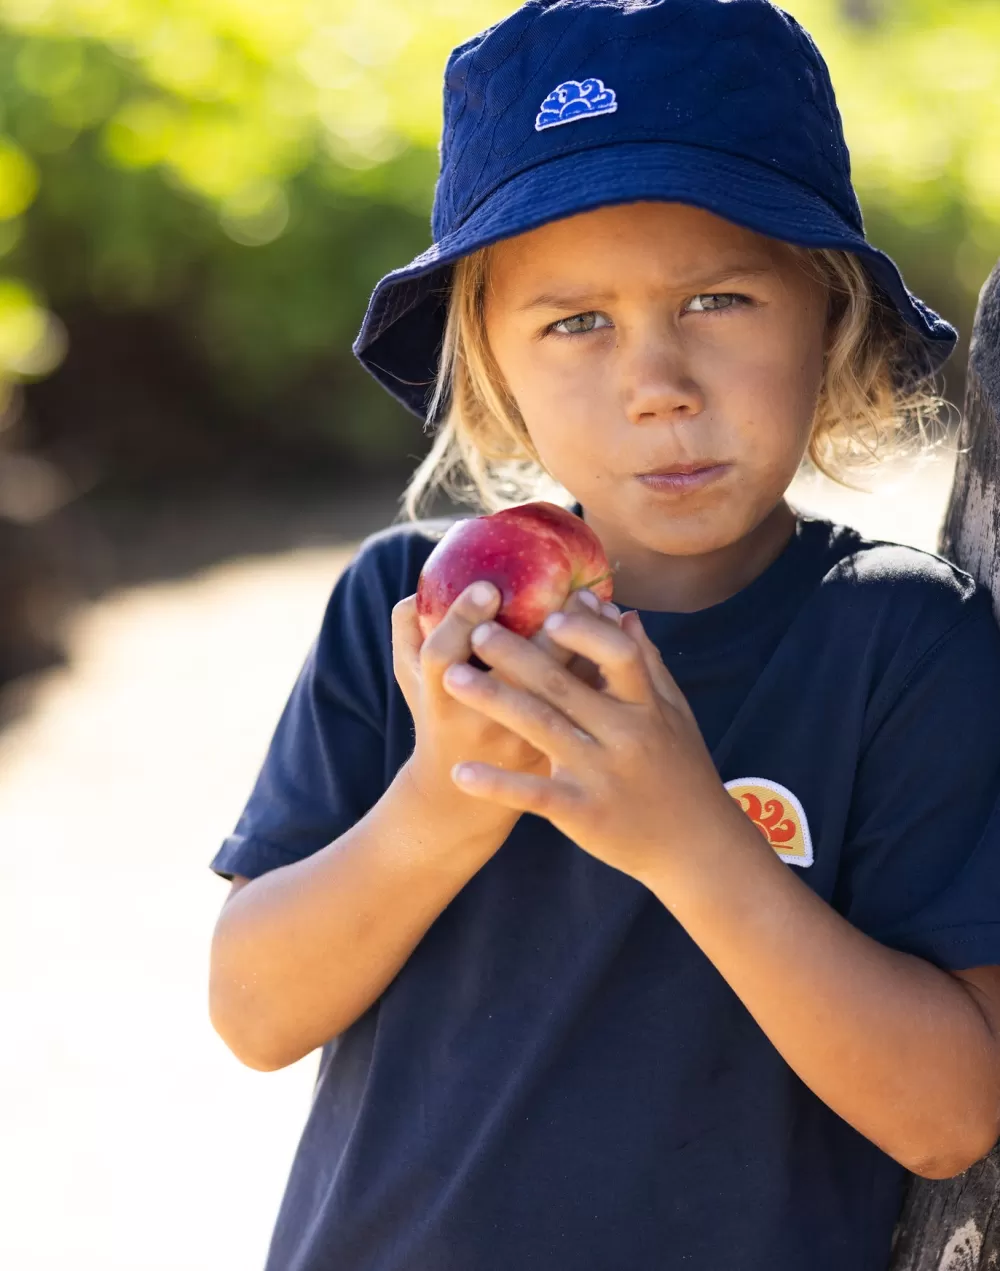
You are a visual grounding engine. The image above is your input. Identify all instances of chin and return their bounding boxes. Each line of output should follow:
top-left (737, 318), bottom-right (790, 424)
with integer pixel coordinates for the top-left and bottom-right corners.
top-left (626, 497), bottom-right (759, 558)
top-left (631, 481), bottom-right (789, 556)
top-left (644, 522), bottom-right (749, 557)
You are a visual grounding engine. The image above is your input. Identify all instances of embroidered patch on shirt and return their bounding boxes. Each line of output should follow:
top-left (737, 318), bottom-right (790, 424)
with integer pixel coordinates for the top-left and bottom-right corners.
top-left (535, 78), bottom-right (619, 131)
top-left (724, 778), bottom-right (814, 867)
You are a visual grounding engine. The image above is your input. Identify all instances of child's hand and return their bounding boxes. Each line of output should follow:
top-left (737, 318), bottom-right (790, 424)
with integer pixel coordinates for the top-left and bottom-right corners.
top-left (392, 581), bottom-right (618, 826)
top-left (439, 607), bottom-right (736, 884)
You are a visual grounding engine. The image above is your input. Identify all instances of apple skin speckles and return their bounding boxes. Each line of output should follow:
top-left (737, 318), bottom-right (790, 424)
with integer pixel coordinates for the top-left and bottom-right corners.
top-left (416, 501), bottom-right (614, 639)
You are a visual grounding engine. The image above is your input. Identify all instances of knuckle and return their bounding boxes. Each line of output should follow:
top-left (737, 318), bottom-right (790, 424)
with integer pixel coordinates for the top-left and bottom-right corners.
top-left (419, 628), bottom-right (453, 669)
top-left (529, 781), bottom-right (558, 814)
top-left (614, 639), bottom-right (643, 669)
top-left (391, 598), bottom-right (415, 639)
top-left (392, 595), bottom-right (414, 619)
top-left (607, 641), bottom-right (644, 679)
top-left (540, 666), bottom-right (572, 699)
top-left (534, 699), bottom-right (565, 734)
top-left (391, 598), bottom-right (416, 633)
top-left (422, 649), bottom-right (453, 682)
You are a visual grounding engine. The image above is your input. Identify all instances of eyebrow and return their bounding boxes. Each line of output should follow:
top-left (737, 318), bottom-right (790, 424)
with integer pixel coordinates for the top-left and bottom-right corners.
top-left (517, 265), bottom-right (775, 311)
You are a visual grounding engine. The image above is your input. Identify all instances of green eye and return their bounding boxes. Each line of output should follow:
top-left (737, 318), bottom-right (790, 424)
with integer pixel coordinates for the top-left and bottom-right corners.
top-left (552, 311), bottom-right (613, 335)
top-left (686, 293), bottom-right (744, 313)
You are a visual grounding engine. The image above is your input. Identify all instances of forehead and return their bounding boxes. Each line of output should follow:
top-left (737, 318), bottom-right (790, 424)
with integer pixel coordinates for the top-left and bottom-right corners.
top-left (487, 201), bottom-right (793, 292)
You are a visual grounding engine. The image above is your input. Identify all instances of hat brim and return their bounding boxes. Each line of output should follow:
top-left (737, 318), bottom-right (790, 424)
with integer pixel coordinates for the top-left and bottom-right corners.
top-left (353, 142), bottom-right (957, 419)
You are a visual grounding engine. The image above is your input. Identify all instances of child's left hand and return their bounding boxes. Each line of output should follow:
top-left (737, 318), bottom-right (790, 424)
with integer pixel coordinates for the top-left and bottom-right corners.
top-left (441, 600), bottom-right (739, 885)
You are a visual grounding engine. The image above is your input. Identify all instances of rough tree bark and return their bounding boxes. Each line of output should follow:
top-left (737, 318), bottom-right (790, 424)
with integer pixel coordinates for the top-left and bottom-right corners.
top-left (889, 262), bottom-right (1000, 1270)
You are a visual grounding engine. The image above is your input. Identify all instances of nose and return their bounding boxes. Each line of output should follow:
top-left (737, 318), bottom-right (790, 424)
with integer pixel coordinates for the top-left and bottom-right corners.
top-left (618, 331), bottom-right (705, 424)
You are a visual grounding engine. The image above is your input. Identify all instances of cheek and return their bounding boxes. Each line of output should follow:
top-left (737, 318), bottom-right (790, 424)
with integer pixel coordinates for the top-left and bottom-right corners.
top-left (494, 340), bottom-right (612, 457)
top-left (507, 345), bottom-right (609, 407)
top-left (722, 318), bottom-right (826, 457)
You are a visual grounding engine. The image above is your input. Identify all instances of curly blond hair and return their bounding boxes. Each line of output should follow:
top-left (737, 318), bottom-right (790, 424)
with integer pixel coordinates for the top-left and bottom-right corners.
top-left (400, 236), bottom-right (945, 521)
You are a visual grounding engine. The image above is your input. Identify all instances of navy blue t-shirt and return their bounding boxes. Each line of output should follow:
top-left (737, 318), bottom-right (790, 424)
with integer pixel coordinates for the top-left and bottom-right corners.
top-left (211, 510), bottom-right (1000, 1271)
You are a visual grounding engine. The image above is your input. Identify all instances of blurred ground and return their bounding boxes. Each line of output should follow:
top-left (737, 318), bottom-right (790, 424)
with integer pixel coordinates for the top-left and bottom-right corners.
top-left (0, 451), bottom-right (961, 1270)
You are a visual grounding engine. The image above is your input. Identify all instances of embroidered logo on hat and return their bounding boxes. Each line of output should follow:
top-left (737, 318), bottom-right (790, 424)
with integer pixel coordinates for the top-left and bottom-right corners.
top-left (725, 778), bottom-right (814, 867)
top-left (535, 78), bottom-right (618, 131)
top-left (354, 0), bottom-right (958, 420)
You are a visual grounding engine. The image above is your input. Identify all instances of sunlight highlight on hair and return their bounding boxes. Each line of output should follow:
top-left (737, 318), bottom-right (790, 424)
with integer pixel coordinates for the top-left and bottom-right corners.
top-left (402, 241), bottom-right (946, 521)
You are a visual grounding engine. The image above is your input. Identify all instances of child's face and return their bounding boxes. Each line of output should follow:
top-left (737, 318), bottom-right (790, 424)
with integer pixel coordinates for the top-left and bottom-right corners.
top-left (484, 202), bottom-right (829, 561)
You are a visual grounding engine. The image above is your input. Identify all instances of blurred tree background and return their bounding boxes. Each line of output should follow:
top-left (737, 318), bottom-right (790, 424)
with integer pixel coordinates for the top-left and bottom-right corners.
top-left (0, 0), bottom-right (997, 686)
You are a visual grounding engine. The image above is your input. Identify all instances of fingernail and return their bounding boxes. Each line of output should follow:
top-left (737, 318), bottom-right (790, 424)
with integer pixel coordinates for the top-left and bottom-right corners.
top-left (445, 664), bottom-right (476, 687)
top-left (470, 622), bottom-right (494, 647)
top-left (578, 589), bottom-right (600, 612)
top-left (602, 603), bottom-right (620, 623)
top-left (544, 613), bottom-right (567, 632)
top-left (469, 582), bottom-right (496, 608)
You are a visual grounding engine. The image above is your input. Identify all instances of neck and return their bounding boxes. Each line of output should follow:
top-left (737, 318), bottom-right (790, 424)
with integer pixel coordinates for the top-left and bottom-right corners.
top-left (583, 501), bottom-right (797, 614)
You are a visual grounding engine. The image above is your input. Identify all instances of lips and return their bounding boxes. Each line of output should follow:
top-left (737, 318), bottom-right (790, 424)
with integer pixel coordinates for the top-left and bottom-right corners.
top-left (637, 461), bottom-right (722, 477)
top-left (635, 463), bottom-right (730, 493)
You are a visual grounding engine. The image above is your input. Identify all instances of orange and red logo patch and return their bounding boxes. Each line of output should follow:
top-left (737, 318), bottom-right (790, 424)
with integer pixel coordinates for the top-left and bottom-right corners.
top-left (724, 778), bottom-right (814, 867)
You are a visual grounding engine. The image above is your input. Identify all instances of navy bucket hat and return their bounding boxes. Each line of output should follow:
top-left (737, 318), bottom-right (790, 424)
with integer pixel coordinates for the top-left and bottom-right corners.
top-left (353, 0), bottom-right (957, 419)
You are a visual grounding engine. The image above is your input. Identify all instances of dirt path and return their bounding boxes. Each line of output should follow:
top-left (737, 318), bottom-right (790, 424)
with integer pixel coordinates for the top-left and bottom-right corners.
top-left (0, 456), bottom-right (957, 1269)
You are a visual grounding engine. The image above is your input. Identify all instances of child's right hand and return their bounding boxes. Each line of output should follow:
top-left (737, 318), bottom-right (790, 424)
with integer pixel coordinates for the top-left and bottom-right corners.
top-left (392, 581), bottom-right (617, 818)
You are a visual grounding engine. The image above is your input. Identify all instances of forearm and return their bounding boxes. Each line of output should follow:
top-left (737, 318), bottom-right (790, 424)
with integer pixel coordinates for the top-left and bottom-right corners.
top-left (209, 762), bottom-right (517, 1071)
top-left (640, 799), bottom-right (1000, 1178)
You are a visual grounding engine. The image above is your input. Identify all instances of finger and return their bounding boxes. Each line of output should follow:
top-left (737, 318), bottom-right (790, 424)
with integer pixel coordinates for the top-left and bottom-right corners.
top-left (538, 610), bottom-right (652, 705)
top-left (442, 660), bottom-right (597, 762)
top-left (529, 588), bottom-right (608, 676)
top-left (451, 761), bottom-right (581, 819)
top-left (619, 611), bottom-right (691, 713)
top-left (529, 590), bottom-right (584, 668)
top-left (467, 618), bottom-right (624, 734)
top-left (391, 596), bottom-right (423, 691)
top-left (391, 595), bottom-right (421, 656)
top-left (569, 591), bottom-right (619, 688)
top-left (420, 581), bottom-right (502, 689)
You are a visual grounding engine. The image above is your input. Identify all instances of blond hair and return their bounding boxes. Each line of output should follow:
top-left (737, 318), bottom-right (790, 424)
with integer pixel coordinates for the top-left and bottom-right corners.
top-left (400, 237), bottom-right (945, 521)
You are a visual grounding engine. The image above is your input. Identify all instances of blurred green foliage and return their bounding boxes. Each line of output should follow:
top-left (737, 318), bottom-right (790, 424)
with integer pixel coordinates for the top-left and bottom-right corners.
top-left (0, 0), bottom-right (996, 478)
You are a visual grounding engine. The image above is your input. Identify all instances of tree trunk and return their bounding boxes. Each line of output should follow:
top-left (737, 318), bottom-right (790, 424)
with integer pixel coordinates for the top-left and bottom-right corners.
top-left (940, 262), bottom-right (1000, 614)
top-left (889, 261), bottom-right (1000, 1269)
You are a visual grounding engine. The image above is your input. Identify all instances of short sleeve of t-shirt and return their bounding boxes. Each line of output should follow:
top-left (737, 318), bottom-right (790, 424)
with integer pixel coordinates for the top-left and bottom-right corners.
top-left (209, 527), bottom-right (415, 881)
top-left (834, 577), bottom-right (1000, 971)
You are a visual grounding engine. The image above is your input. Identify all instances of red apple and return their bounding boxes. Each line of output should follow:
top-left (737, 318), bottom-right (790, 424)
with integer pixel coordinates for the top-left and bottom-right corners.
top-left (416, 501), bottom-right (614, 640)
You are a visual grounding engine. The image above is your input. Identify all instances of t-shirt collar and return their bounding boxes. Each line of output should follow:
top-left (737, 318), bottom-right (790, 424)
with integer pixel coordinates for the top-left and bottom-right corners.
top-left (569, 503), bottom-right (837, 656)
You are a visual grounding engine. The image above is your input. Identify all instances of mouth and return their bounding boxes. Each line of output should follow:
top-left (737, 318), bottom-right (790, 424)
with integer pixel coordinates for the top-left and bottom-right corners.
top-left (634, 462), bottom-right (731, 493)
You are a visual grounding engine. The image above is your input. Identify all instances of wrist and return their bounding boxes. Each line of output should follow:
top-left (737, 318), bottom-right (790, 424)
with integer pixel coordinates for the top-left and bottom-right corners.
top-left (390, 758), bottom-right (520, 863)
top-left (635, 790), bottom-right (785, 915)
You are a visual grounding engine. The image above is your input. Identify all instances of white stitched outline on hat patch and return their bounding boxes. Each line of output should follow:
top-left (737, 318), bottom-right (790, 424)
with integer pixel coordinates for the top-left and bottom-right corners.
top-left (535, 78), bottom-right (618, 132)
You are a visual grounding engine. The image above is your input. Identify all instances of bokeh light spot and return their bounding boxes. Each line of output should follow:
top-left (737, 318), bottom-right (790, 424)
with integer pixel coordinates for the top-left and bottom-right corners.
top-left (220, 182), bottom-right (290, 247)
top-left (0, 279), bottom-right (67, 379)
top-left (0, 139), bottom-right (39, 219)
